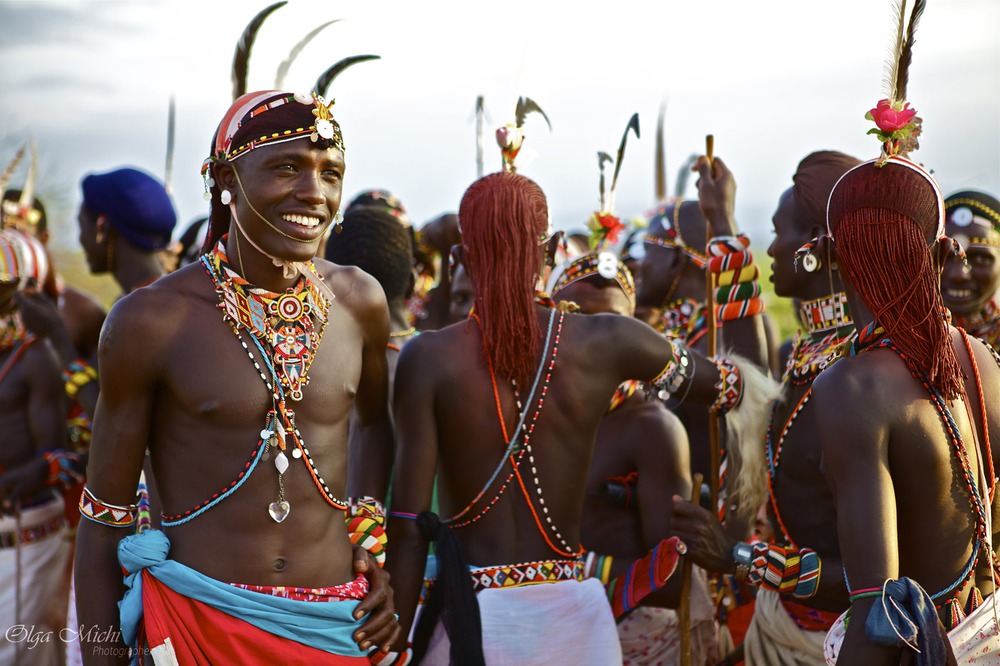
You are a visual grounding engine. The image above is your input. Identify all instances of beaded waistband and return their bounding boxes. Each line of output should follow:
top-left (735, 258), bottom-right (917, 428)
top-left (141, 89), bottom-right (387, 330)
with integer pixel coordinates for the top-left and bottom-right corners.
top-left (0, 513), bottom-right (66, 548)
top-left (423, 558), bottom-right (584, 596)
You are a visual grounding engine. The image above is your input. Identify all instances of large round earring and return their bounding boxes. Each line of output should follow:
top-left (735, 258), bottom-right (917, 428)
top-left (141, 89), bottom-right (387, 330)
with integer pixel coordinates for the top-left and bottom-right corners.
top-left (333, 209), bottom-right (344, 234)
top-left (220, 190), bottom-right (232, 206)
top-left (802, 251), bottom-right (821, 273)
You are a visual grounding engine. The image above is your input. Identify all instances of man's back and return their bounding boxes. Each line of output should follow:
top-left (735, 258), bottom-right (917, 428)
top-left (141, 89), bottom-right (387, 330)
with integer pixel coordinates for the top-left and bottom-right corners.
top-left (396, 304), bottom-right (671, 566)
top-left (815, 328), bottom-right (999, 624)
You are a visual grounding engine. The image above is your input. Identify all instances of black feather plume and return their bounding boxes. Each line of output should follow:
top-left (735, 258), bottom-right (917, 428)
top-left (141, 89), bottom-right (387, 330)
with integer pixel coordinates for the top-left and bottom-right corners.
top-left (232, 1), bottom-right (286, 101)
top-left (607, 113), bottom-right (640, 213)
top-left (315, 55), bottom-right (381, 98)
top-left (514, 97), bottom-right (552, 131)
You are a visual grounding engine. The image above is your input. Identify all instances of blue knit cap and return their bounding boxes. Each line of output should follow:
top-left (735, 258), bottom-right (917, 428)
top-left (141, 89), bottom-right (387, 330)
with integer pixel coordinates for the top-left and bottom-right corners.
top-left (81, 167), bottom-right (176, 251)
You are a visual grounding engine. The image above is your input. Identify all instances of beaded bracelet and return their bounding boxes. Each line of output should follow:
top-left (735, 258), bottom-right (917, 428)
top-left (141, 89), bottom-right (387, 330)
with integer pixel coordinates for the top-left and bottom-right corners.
top-left (649, 338), bottom-right (692, 399)
top-left (584, 551), bottom-right (615, 585)
top-left (710, 357), bottom-right (744, 415)
top-left (62, 359), bottom-right (98, 399)
top-left (369, 647), bottom-right (412, 666)
top-left (345, 496), bottom-right (388, 567)
top-left (739, 539), bottom-right (822, 599)
top-left (78, 486), bottom-right (138, 528)
top-left (42, 450), bottom-right (85, 490)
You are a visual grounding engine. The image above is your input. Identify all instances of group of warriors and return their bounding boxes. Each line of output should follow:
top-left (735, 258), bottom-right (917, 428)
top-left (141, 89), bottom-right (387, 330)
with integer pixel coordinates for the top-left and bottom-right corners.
top-left (2, 1), bottom-right (1000, 664)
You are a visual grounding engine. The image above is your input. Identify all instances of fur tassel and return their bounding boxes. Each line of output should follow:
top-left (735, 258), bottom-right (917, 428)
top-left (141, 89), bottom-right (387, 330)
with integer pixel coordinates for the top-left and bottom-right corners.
top-left (274, 20), bottom-right (341, 89)
top-left (720, 351), bottom-right (784, 525)
top-left (232, 1), bottom-right (286, 101)
top-left (314, 55), bottom-right (381, 98)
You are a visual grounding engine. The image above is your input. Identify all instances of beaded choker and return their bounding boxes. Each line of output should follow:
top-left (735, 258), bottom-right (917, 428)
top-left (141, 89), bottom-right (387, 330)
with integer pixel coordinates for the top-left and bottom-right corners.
top-left (799, 293), bottom-right (852, 335)
top-left (659, 298), bottom-right (706, 344)
top-left (198, 239), bottom-right (343, 524)
top-left (850, 320), bottom-right (887, 356)
top-left (0, 311), bottom-right (27, 353)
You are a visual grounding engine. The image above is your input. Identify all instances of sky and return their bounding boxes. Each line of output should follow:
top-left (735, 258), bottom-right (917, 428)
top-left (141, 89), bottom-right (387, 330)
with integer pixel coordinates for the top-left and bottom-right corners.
top-left (0, 0), bottom-right (998, 251)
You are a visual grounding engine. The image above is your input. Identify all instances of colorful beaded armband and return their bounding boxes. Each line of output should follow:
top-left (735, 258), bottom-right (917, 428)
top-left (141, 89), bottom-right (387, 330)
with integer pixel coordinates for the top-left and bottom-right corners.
top-left (346, 496), bottom-right (388, 567)
top-left (42, 449), bottom-right (85, 491)
top-left (710, 357), bottom-right (743, 415)
top-left (741, 539), bottom-right (821, 599)
top-left (706, 234), bottom-right (765, 321)
top-left (78, 486), bottom-right (138, 528)
top-left (62, 359), bottom-right (98, 399)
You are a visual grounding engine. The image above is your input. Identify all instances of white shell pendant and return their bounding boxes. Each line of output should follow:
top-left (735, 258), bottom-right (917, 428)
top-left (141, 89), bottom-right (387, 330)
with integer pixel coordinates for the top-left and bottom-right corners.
top-left (274, 451), bottom-right (289, 474)
top-left (268, 500), bottom-right (291, 523)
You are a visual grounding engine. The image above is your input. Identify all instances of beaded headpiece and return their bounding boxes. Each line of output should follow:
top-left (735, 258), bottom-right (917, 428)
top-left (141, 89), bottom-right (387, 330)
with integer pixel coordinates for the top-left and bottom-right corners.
top-left (945, 191), bottom-right (1000, 248)
top-left (0, 228), bottom-right (48, 287)
top-left (548, 253), bottom-right (636, 314)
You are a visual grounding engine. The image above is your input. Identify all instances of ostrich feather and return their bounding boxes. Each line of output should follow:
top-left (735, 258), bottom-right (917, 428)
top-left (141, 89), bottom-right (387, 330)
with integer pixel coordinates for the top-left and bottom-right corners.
top-left (315, 55), bottom-right (380, 97)
top-left (232, 1), bottom-right (286, 101)
top-left (274, 20), bottom-right (341, 89)
top-left (607, 113), bottom-right (640, 215)
top-left (514, 97), bottom-right (551, 131)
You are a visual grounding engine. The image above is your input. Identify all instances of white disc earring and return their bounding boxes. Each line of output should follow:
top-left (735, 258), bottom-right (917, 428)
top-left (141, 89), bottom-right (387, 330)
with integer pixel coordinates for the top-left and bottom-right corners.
top-left (802, 252), bottom-right (820, 273)
top-left (220, 190), bottom-right (232, 206)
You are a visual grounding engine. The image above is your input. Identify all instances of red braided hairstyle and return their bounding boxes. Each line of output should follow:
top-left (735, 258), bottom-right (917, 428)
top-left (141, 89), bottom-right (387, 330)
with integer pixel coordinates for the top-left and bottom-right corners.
top-left (828, 159), bottom-right (964, 399)
top-left (459, 172), bottom-right (549, 388)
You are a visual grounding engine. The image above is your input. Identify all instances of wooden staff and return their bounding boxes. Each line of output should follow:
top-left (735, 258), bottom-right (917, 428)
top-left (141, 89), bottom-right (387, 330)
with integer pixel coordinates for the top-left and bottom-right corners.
top-left (704, 134), bottom-right (721, 513)
top-left (679, 472), bottom-right (704, 666)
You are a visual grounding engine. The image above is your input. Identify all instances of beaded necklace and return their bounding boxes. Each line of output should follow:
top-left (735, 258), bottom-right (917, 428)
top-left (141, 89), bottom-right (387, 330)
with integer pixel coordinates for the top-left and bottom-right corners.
top-left (766, 293), bottom-right (855, 547)
top-left (658, 298), bottom-right (708, 346)
top-left (952, 297), bottom-right (1000, 351)
top-left (0, 311), bottom-right (27, 352)
top-left (196, 239), bottom-right (345, 524)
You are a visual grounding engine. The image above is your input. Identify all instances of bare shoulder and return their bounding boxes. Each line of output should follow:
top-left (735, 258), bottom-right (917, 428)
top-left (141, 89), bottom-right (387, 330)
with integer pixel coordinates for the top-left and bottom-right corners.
top-left (628, 398), bottom-right (689, 457)
top-left (316, 257), bottom-right (385, 312)
top-left (812, 349), bottom-right (900, 412)
top-left (100, 263), bottom-right (210, 358)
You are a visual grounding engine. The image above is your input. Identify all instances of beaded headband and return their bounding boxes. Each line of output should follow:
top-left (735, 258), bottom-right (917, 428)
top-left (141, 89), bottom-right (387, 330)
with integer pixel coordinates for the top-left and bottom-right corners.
top-left (945, 197), bottom-right (1000, 238)
top-left (548, 252), bottom-right (636, 312)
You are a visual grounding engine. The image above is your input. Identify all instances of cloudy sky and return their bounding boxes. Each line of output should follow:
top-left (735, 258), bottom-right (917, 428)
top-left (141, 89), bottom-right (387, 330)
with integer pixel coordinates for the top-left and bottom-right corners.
top-left (1, 0), bottom-right (997, 250)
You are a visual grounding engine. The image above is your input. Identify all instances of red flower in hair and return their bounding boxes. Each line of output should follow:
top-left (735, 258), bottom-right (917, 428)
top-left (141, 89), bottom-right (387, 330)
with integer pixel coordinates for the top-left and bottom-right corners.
top-left (867, 99), bottom-right (917, 133)
top-left (588, 213), bottom-right (625, 247)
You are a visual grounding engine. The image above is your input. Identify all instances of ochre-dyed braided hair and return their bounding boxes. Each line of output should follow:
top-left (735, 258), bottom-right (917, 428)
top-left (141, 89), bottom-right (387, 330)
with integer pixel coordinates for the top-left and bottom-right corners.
top-left (828, 159), bottom-right (964, 399)
top-left (459, 171), bottom-right (549, 388)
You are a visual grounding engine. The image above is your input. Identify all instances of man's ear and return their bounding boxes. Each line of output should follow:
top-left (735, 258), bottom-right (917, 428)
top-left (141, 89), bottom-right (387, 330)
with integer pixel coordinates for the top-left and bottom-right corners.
top-left (213, 161), bottom-right (238, 193)
top-left (95, 215), bottom-right (109, 243)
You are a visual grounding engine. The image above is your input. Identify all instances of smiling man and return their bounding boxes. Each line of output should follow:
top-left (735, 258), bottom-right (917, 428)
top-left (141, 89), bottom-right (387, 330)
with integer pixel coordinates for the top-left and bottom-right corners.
top-left (74, 91), bottom-right (399, 665)
top-left (941, 191), bottom-right (1000, 351)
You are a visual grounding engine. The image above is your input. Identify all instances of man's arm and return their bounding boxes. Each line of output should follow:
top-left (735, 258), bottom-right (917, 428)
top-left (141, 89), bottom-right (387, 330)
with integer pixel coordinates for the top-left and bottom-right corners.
top-left (76, 296), bottom-right (161, 666)
top-left (384, 337), bottom-right (440, 651)
top-left (634, 408), bottom-right (692, 608)
top-left (813, 362), bottom-right (901, 665)
top-left (0, 339), bottom-right (70, 510)
top-left (342, 269), bottom-right (401, 652)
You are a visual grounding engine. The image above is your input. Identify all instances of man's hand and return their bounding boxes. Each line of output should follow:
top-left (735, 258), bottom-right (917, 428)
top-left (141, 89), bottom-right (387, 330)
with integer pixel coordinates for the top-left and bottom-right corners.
top-left (671, 496), bottom-right (739, 575)
top-left (351, 546), bottom-right (402, 654)
top-left (14, 288), bottom-right (65, 340)
top-left (693, 155), bottom-right (738, 237)
top-left (0, 456), bottom-right (49, 513)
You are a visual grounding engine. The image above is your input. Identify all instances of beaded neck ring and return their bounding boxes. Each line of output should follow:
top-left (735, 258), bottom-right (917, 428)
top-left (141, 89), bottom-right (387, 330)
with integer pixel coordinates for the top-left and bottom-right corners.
top-left (198, 238), bottom-right (345, 524)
